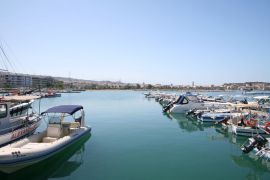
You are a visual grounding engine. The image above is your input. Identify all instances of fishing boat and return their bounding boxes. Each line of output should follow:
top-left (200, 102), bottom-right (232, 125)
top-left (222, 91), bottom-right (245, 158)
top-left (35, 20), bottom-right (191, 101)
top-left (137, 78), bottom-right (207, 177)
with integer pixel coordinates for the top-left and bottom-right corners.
top-left (44, 90), bottom-right (61, 98)
top-left (231, 124), bottom-right (269, 137)
top-left (230, 115), bottom-right (270, 137)
top-left (0, 105), bottom-right (91, 173)
top-left (1, 96), bottom-right (35, 118)
top-left (0, 95), bottom-right (41, 147)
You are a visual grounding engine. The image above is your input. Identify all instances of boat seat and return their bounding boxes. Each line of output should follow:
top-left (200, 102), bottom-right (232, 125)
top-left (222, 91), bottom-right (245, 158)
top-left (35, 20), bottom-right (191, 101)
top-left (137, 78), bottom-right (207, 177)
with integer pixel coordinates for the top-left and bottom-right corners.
top-left (70, 122), bottom-right (80, 129)
top-left (42, 123), bottom-right (62, 143)
top-left (42, 137), bottom-right (58, 143)
top-left (75, 116), bottom-right (82, 125)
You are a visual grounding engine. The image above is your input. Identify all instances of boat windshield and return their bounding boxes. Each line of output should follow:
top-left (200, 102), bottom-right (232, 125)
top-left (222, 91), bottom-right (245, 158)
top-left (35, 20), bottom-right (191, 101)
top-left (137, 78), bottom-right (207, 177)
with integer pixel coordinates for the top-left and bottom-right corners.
top-left (47, 111), bottom-right (81, 124)
top-left (0, 104), bottom-right (7, 118)
top-left (64, 111), bottom-right (82, 123)
top-left (48, 114), bottom-right (62, 124)
top-left (187, 95), bottom-right (198, 102)
top-left (181, 97), bottom-right (189, 104)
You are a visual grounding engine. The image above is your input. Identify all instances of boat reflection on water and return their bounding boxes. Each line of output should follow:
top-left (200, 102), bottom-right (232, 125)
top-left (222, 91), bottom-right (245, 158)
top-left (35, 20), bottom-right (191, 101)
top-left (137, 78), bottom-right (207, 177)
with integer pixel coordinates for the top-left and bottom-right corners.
top-left (231, 154), bottom-right (270, 178)
top-left (215, 122), bottom-right (270, 175)
top-left (164, 112), bottom-right (270, 176)
top-left (164, 113), bottom-right (221, 133)
top-left (229, 134), bottom-right (270, 176)
top-left (165, 113), bottom-right (233, 143)
top-left (215, 125), bottom-right (247, 145)
top-left (232, 153), bottom-right (270, 170)
top-left (165, 113), bottom-right (251, 143)
top-left (0, 133), bottom-right (91, 180)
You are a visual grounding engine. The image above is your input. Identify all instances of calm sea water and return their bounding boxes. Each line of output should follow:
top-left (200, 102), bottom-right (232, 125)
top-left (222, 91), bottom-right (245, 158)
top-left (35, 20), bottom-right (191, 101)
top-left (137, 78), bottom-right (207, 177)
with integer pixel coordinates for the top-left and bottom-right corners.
top-left (1, 90), bottom-right (270, 180)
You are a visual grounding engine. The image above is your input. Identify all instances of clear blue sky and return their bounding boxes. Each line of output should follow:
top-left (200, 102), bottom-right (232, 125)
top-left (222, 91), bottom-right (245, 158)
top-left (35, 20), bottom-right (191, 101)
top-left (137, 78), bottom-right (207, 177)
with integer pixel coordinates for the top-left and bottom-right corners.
top-left (0, 0), bottom-right (269, 85)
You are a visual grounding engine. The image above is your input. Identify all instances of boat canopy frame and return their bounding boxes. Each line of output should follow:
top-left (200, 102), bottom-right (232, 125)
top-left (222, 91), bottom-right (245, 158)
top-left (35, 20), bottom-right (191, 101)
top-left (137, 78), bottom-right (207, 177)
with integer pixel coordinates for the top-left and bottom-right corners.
top-left (41, 105), bottom-right (83, 116)
top-left (41, 105), bottom-right (85, 126)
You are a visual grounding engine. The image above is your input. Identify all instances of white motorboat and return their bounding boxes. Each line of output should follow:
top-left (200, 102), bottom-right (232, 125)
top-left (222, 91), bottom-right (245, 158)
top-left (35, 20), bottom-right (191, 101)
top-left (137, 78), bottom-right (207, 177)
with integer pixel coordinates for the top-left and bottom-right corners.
top-left (254, 96), bottom-right (270, 112)
top-left (0, 105), bottom-right (91, 173)
top-left (201, 95), bottom-right (224, 102)
top-left (159, 94), bottom-right (178, 106)
top-left (0, 96), bottom-right (41, 147)
top-left (144, 91), bottom-right (163, 98)
top-left (163, 95), bottom-right (231, 114)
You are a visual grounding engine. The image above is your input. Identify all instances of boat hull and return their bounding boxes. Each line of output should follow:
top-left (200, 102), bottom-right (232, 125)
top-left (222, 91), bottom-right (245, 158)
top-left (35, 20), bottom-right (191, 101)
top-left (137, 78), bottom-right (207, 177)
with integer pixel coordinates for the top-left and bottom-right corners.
top-left (231, 124), bottom-right (268, 137)
top-left (169, 102), bottom-right (229, 114)
top-left (169, 103), bottom-right (204, 114)
top-left (200, 115), bottom-right (227, 123)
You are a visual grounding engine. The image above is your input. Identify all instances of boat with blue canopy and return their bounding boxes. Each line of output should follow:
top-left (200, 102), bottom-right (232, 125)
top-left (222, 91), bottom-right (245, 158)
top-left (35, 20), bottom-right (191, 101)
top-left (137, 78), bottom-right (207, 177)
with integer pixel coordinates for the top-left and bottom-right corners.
top-left (0, 105), bottom-right (91, 173)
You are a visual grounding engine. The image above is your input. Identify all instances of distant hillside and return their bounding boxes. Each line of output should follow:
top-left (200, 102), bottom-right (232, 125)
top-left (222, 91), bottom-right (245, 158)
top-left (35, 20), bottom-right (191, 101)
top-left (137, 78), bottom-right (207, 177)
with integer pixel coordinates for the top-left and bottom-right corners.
top-left (54, 76), bottom-right (124, 85)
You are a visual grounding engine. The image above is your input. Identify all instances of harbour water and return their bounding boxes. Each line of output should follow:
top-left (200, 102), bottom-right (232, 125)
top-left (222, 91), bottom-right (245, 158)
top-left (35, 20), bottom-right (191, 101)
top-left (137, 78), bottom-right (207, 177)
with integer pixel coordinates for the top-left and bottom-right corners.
top-left (1, 90), bottom-right (270, 180)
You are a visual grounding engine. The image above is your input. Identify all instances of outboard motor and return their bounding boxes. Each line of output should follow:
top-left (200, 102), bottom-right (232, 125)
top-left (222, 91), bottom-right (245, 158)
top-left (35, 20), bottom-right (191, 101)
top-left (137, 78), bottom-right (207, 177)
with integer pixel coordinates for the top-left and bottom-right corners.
top-left (241, 135), bottom-right (268, 153)
top-left (186, 108), bottom-right (197, 117)
top-left (197, 111), bottom-right (204, 119)
top-left (163, 102), bottom-right (174, 113)
top-left (240, 98), bottom-right (248, 104)
top-left (162, 96), bottom-right (183, 113)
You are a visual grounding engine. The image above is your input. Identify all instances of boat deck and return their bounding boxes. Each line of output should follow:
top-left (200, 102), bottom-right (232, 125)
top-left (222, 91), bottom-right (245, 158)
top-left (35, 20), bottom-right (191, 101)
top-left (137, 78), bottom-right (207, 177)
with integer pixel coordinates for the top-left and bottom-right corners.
top-left (20, 143), bottom-right (49, 150)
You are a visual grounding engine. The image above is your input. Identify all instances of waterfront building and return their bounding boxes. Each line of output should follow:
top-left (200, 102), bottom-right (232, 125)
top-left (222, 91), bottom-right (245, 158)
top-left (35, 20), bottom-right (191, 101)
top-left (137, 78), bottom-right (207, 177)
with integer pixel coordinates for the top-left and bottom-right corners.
top-left (0, 72), bottom-right (32, 88)
top-left (0, 71), bottom-right (61, 88)
top-left (32, 76), bottom-right (54, 88)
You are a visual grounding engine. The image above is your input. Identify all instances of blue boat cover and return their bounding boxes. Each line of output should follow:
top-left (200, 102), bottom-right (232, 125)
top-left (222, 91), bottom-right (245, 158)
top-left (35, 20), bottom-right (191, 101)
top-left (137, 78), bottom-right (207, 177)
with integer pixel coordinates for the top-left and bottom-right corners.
top-left (41, 105), bottom-right (83, 115)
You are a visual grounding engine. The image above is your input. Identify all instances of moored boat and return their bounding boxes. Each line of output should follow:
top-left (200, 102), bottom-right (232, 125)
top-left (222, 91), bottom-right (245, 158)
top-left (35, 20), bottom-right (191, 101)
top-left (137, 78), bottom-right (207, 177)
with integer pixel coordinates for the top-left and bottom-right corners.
top-left (0, 105), bottom-right (91, 173)
top-left (230, 115), bottom-right (270, 137)
top-left (163, 94), bottom-right (231, 114)
top-left (0, 95), bottom-right (41, 147)
top-left (199, 112), bottom-right (244, 123)
top-left (44, 90), bottom-right (61, 98)
top-left (231, 123), bottom-right (270, 137)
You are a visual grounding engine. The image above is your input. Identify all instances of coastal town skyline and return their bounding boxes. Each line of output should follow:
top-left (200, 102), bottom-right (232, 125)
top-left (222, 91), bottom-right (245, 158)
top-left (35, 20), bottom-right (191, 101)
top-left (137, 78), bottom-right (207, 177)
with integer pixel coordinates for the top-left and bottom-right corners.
top-left (1, 71), bottom-right (270, 91)
top-left (1, 0), bottom-right (270, 85)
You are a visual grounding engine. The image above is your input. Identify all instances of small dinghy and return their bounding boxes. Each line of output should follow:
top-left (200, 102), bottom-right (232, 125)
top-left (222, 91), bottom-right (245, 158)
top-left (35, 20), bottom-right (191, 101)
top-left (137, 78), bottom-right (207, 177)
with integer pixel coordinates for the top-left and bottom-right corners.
top-left (0, 105), bottom-right (91, 173)
top-left (199, 112), bottom-right (247, 123)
